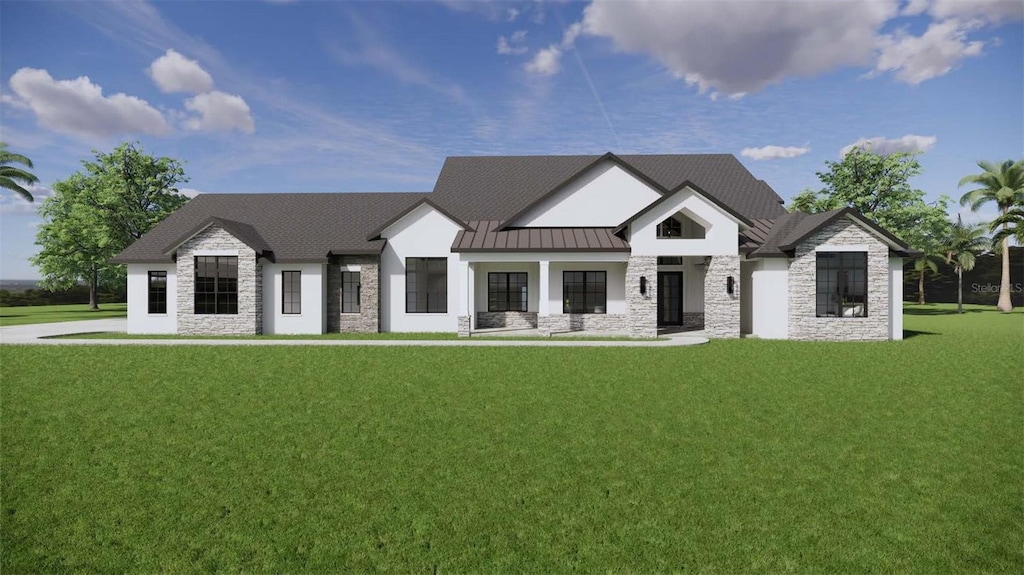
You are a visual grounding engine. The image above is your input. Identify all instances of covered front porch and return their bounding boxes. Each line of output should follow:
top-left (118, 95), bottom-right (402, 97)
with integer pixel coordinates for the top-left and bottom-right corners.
top-left (455, 253), bottom-right (712, 338)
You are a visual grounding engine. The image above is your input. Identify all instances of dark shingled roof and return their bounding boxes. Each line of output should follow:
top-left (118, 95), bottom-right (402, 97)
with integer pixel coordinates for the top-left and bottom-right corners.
top-left (743, 208), bottom-right (919, 258)
top-left (429, 153), bottom-right (787, 223)
top-left (113, 153), bottom-right (792, 262)
top-left (112, 192), bottom-right (427, 263)
top-left (452, 221), bottom-right (631, 252)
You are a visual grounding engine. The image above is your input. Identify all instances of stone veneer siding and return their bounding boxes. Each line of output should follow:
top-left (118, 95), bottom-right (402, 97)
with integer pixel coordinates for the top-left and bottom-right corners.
top-left (681, 312), bottom-right (705, 331)
top-left (788, 218), bottom-right (890, 341)
top-left (537, 313), bottom-right (630, 335)
top-left (626, 256), bottom-right (658, 338)
top-left (703, 255), bottom-right (740, 338)
top-left (457, 316), bottom-right (471, 337)
top-left (176, 225), bottom-right (261, 335)
top-left (475, 311), bottom-right (538, 329)
top-left (326, 255), bottom-right (380, 333)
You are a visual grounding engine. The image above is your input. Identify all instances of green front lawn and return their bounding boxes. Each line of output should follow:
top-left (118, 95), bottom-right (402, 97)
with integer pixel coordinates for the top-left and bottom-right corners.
top-left (0, 303), bottom-right (127, 326)
top-left (2, 304), bottom-right (1021, 572)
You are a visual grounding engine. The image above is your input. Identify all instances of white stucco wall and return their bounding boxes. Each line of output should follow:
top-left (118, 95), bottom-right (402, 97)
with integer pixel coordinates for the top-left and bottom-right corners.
top-left (889, 256), bottom-right (904, 340)
top-left (511, 161), bottom-right (662, 228)
top-left (750, 258), bottom-right (790, 339)
top-left (628, 187), bottom-right (740, 257)
top-left (127, 263), bottom-right (177, 334)
top-left (380, 203), bottom-right (462, 332)
top-left (262, 262), bottom-right (326, 335)
top-left (472, 262), bottom-right (540, 313)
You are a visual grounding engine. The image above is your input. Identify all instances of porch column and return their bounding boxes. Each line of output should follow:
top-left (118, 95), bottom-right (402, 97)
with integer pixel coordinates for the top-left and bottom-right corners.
top-left (457, 261), bottom-right (473, 336)
top-left (538, 260), bottom-right (551, 336)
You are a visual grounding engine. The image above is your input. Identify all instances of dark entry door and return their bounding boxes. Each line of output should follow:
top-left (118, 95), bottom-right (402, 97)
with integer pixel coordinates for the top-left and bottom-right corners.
top-left (657, 271), bottom-right (683, 326)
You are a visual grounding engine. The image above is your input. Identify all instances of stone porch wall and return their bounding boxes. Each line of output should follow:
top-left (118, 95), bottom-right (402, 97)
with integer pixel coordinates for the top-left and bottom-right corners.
top-left (788, 219), bottom-right (890, 341)
top-left (682, 312), bottom-right (705, 331)
top-left (326, 255), bottom-right (380, 333)
top-left (704, 255), bottom-right (740, 338)
top-left (176, 225), bottom-right (261, 335)
top-left (626, 255), bottom-right (658, 338)
top-left (537, 313), bottom-right (630, 335)
top-left (476, 311), bottom-right (538, 329)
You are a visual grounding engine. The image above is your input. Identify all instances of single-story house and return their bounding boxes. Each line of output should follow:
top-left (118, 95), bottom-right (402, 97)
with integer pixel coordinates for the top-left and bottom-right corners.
top-left (112, 153), bottom-right (918, 340)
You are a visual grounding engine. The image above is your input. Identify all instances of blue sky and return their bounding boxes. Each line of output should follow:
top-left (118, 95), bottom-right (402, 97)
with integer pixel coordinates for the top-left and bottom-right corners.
top-left (1, 0), bottom-right (1021, 279)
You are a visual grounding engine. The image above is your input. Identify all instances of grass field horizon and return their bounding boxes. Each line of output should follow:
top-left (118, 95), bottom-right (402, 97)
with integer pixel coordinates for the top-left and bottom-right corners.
top-left (2, 303), bottom-right (1022, 572)
top-left (0, 303), bottom-right (127, 327)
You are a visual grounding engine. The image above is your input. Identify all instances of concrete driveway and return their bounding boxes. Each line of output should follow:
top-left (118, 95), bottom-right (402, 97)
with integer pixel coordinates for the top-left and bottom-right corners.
top-left (0, 319), bottom-right (708, 347)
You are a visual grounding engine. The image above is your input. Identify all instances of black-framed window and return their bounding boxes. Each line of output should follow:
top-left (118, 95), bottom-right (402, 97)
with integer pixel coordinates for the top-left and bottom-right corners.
top-left (563, 271), bottom-right (607, 314)
top-left (195, 256), bottom-right (238, 315)
top-left (657, 216), bottom-right (683, 238)
top-left (816, 252), bottom-right (867, 317)
top-left (148, 271), bottom-right (167, 314)
top-left (657, 256), bottom-right (683, 265)
top-left (282, 271), bottom-right (301, 314)
top-left (488, 272), bottom-right (528, 312)
top-left (406, 257), bottom-right (447, 313)
top-left (342, 271), bottom-right (360, 313)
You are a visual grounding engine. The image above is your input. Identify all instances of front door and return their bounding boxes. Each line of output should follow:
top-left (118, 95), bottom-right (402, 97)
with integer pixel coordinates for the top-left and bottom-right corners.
top-left (657, 271), bottom-right (683, 326)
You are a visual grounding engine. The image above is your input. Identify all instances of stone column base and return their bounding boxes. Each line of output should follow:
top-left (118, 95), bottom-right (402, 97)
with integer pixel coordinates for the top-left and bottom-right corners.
top-left (457, 315), bottom-right (471, 337)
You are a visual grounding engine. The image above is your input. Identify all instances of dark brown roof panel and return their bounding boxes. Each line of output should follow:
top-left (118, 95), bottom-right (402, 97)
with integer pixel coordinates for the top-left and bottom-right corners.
top-left (451, 226), bottom-right (630, 252)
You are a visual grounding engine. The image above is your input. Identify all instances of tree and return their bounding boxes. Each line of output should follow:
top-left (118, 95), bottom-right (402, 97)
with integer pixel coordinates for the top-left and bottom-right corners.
top-left (990, 206), bottom-right (1024, 247)
top-left (790, 148), bottom-right (952, 250)
top-left (0, 142), bottom-right (39, 202)
top-left (943, 217), bottom-right (990, 314)
top-left (32, 143), bottom-right (189, 309)
top-left (959, 159), bottom-right (1024, 313)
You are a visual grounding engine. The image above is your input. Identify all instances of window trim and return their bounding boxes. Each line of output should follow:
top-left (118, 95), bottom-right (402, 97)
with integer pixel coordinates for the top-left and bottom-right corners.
top-left (562, 270), bottom-right (607, 314)
top-left (341, 270), bottom-right (361, 314)
top-left (282, 270), bottom-right (301, 315)
top-left (815, 251), bottom-right (868, 318)
top-left (147, 271), bottom-right (167, 315)
top-left (405, 257), bottom-right (448, 314)
top-left (487, 272), bottom-right (529, 312)
top-left (194, 256), bottom-right (238, 315)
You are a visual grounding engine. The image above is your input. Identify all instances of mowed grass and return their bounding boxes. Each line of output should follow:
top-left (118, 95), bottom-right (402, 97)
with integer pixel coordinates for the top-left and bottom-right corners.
top-left (0, 303), bottom-right (126, 326)
top-left (49, 331), bottom-right (648, 342)
top-left (2, 304), bottom-right (1021, 573)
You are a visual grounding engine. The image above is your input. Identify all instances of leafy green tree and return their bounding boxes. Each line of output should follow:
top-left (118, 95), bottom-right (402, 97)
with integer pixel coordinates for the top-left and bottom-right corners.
top-left (32, 143), bottom-right (189, 309)
top-left (943, 217), bottom-right (990, 314)
top-left (789, 148), bottom-right (952, 251)
top-left (0, 142), bottom-right (40, 202)
top-left (959, 159), bottom-right (1024, 313)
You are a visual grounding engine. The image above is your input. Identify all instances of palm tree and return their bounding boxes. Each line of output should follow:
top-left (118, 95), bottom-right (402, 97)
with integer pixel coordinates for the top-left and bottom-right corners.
top-left (0, 142), bottom-right (39, 202)
top-left (990, 206), bottom-right (1024, 247)
top-left (943, 217), bottom-right (990, 314)
top-left (912, 249), bottom-right (943, 305)
top-left (959, 159), bottom-right (1024, 312)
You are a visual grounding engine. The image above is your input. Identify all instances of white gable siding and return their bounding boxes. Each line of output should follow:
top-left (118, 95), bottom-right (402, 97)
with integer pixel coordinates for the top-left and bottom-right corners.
top-left (512, 161), bottom-right (662, 228)
top-left (380, 203), bottom-right (462, 332)
top-left (127, 263), bottom-right (177, 334)
top-left (750, 258), bottom-right (789, 339)
top-left (628, 187), bottom-right (740, 256)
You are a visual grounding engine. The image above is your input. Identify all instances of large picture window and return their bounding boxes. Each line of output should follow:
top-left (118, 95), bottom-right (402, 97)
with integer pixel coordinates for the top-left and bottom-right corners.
top-left (148, 271), bottom-right (167, 314)
top-left (488, 272), bottom-right (528, 312)
top-left (194, 256), bottom-right (238, 315)
top-left (816, 252), bottom-right (867, 317)
top-left (282, 271), bottom-right (301, 314)
top-left (563, 271), bottom-right (607, 314)
top-left (406, 257), bottom-right (447, 313)
top-left (341, 271), bottom-right (360, 313)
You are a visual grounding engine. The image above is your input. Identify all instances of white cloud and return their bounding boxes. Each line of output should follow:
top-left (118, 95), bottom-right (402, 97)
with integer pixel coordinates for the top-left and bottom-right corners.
top-left (875, 20), bottom-right (985, 84)
top-left (840, 134), bottom-right (937, 156)
top-left (7, 68), bottom-right (170, 138)
top-left (177, 187), bottom-right (203, 199)
top-left (740, 145), bottom-right (810, 160)
top-left (147, 48), bottom-right (214, 94)
top-left (572, 0), bottom-right (899, 95)
top-left (183, 91), bottom-right (255, 134)
top-left (525, 46), bottom-right (563, 75)
top-left (0, 184), bottom-right (52, 215)
top-left (497, 30), bottom-right (528, 55)
top-left (507, 7), bottom-right (520, 22)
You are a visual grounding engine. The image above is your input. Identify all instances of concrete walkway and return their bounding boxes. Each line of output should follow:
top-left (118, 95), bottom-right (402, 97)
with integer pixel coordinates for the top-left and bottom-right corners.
top-left (0, 319), bottom-right (709, 347)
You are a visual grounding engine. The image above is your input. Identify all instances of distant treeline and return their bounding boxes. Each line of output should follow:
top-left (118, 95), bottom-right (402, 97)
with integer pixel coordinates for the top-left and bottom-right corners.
top-left (0, 284), bottom-right (127, 307)
top-left (904, 247), bottom-right (1023, 306)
